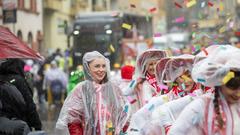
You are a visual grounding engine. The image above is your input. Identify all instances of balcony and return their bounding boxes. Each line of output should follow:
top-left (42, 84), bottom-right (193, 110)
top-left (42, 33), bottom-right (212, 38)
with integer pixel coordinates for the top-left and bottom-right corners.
top-left (44, 0), bottom-right (62, 11)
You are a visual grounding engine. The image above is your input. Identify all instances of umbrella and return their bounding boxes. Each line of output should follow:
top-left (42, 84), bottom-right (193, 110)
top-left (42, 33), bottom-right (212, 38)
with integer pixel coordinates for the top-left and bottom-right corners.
top-left (0, 26), bottom-right (44, 61)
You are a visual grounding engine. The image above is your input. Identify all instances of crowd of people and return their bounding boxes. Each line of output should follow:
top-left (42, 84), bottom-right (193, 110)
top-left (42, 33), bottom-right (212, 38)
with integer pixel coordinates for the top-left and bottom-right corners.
top-left (1, 43), bottom-right (240, 135)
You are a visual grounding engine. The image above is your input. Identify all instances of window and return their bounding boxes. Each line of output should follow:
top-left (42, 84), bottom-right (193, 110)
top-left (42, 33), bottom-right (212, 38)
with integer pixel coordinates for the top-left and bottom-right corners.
top-left (0, 0), bottom-right (2, 6)
top-left (27, 32), bottom-right (33, 48)
top-left (18, 0), bottom-right (24, 9)
top-left (17, 30), bottom-right (23, 41)
top-left (30, 0), bottom-right (36, 12)
top-left (24, 0), bottom-right (30, 9)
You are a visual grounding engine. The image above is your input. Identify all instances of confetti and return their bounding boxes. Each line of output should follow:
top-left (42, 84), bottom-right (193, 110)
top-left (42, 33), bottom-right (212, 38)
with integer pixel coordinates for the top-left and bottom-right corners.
top-left (201, 2), bottom-right (206, 8)
top-left (208, 2), bottom-right (213, 7)
top-left (163, 95), bottom-right (169, 103)
top-left (182, 75), bottom-right (192, 82)
top-left (219, 26), bottom-right (226, 33)
top-left (188, 93), bottom-right (197, 97)
top-left (201, 47), bottom-right (208, 56)
top-left (175, 16), bottom-right (185, 23)
top-left (123, 105), bottom-right (129, 113)
top-left (130, 4), bottom-right (136, 8)
top-left (181, 83), bottom-right (186, 90)
top-left (109, 44), bottom-right (115, 53)
top-left (148, 104), bottom-right (154, 111)
top-left (186, 0), bottom-right (196, 8)
top-left (159, 84), bottom-right (169, 90)
top-left (222, 71), bottom-right (235, 84)
top-left (174, 2), bottom-right (182, 8)
top-left (122, 23), bottom-right (132, 30)
top-left (149, 7), bottom-right (157, 13)
top-left (129, 80), bottom-right (136, 88)
top-left (127, 96), bottom-right (137, 104)
top-left (154, 33), bottom-right (161, 37)
top-left (197, 78), bottom-right (206, 83)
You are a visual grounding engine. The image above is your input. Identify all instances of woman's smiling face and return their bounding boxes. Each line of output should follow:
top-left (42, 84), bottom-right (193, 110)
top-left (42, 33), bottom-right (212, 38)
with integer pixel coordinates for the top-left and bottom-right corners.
top-left (146, 59), bottom-right (158, 76)
top-left (89, 58), bottom-right (107, 84)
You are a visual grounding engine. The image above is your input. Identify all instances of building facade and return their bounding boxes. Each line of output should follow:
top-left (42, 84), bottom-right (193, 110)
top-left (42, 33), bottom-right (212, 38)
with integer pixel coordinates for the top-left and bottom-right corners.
top-left (0, 0), bottom-right (43, 52)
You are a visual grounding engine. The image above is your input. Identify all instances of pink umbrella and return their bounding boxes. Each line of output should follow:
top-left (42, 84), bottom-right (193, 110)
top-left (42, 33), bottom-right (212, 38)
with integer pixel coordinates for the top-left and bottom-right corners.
top-left (0, 26), bottom-right (44, 61)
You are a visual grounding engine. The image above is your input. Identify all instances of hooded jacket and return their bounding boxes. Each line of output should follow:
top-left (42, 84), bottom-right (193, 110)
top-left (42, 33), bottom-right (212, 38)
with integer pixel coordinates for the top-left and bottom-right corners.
top-left (0, 59), bottom-right (42, 130)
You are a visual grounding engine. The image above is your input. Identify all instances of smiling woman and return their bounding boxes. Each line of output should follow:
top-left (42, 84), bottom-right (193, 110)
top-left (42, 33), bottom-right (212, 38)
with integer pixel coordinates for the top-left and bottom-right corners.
top-left (169, 45), bottom-right (240, 135)
top-left (88, 58), bottom-right (107, 84)
top-left (56, 51), bottom-right (129, 135)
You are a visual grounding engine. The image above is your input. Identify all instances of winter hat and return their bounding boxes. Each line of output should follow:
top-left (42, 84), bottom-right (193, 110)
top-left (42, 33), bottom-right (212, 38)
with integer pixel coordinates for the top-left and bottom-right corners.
top-left (121, 65), bottom-right (135, 80)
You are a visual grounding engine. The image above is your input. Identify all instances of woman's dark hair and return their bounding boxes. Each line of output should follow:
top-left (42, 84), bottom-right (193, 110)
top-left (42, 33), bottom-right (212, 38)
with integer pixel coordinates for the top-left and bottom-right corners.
top-left (225, 71), bottom-right (240, 90)
top-left (213, 86), bottom-right (224, 129)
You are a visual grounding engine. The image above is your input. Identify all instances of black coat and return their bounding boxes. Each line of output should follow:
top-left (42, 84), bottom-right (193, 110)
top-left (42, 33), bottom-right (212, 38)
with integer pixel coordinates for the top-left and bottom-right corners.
top-left (0, 59), bottom-right (42, 130)
top-left (0, 80), bottom-right (26, 120)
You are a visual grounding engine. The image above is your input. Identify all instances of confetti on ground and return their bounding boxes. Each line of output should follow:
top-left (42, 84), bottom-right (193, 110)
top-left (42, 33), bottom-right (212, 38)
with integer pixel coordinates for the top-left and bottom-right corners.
top-left (122, 23), bottom-right (132, 30)
top-left (186, 0), bottom-right (197, 8)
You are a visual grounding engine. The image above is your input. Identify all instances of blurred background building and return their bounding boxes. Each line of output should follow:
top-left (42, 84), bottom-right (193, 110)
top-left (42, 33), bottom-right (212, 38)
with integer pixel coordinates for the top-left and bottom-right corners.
top-left (0, 0), bottom-right (240, 55)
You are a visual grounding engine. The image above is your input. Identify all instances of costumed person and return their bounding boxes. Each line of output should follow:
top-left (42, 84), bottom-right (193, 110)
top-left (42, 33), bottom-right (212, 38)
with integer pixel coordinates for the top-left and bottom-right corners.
top-left (56, 51), bottom-right (130, 135)
top-left (0, 59), bottom-right (42, 131)
top-left (67, 65), bottom-right (85, 95)
top-left (119, 65), bottom-right (135, 90)
top-left (44, 61), bottom-right (68, 105)
top-left (169, 45), bottom-right (240, 135)
top-left (123, 49), bottom-right (168, 112)
top-left (150, 45), bottom-right (224, 135)
top-left (127, 54), bottom-right (198, 135)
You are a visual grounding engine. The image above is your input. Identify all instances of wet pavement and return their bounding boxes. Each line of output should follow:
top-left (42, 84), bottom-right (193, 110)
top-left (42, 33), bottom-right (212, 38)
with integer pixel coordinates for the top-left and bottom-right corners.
top-left (38, 103), bottom-right (62, 135)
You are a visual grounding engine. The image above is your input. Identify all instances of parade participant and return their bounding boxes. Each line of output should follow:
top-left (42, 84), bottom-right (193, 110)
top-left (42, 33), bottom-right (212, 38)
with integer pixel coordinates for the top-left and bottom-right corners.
top-left (67, 65), bottom-right (84, 95)
top-left (169, 45), bottom-right (240, 135)
top-left (127, 54), bottom-right (197, 135)
top-left (157, 54), bottom-right (200, 99)
top-left (56, 51), bottom-right (129, 135)
top-left (123, 49), bottom-right (168, 111)
top-left (119, 65), bottom-right (135, 90)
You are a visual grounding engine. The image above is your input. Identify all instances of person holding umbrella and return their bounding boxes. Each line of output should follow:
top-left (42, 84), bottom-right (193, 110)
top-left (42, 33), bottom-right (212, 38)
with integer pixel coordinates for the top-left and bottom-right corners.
top-left (0, 26), bottom-right (44, 132)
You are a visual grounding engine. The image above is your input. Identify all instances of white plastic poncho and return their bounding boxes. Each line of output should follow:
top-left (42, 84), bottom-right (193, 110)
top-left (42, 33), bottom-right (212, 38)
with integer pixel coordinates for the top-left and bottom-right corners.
top-left (56, 51), bottom-right (129, 135)
top-left (169, 45), bottom-right (240, 135)
top-left (134, 49), bottom-right (168, 79)
top-left (164, 55), bottom-right (194, 82)
top-left (156, 54), bottom-right (194, 84)
top-left (192, 45), bottom-right (240, 87)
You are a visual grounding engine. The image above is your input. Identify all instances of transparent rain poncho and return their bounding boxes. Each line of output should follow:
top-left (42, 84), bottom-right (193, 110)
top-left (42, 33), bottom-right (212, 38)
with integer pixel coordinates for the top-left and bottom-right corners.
top-left (155, 57), bottom-right (172, 85)
top-left (134, 49), bottom-right (168, 79)
top-left (56, 51), bottom-right (129, 135)
top-left (194, 45), bottom-right (223, 64)
top-left (156, 54), bottom-right (195, 84)
top-left (192, 45), bottom-right (240, 87)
